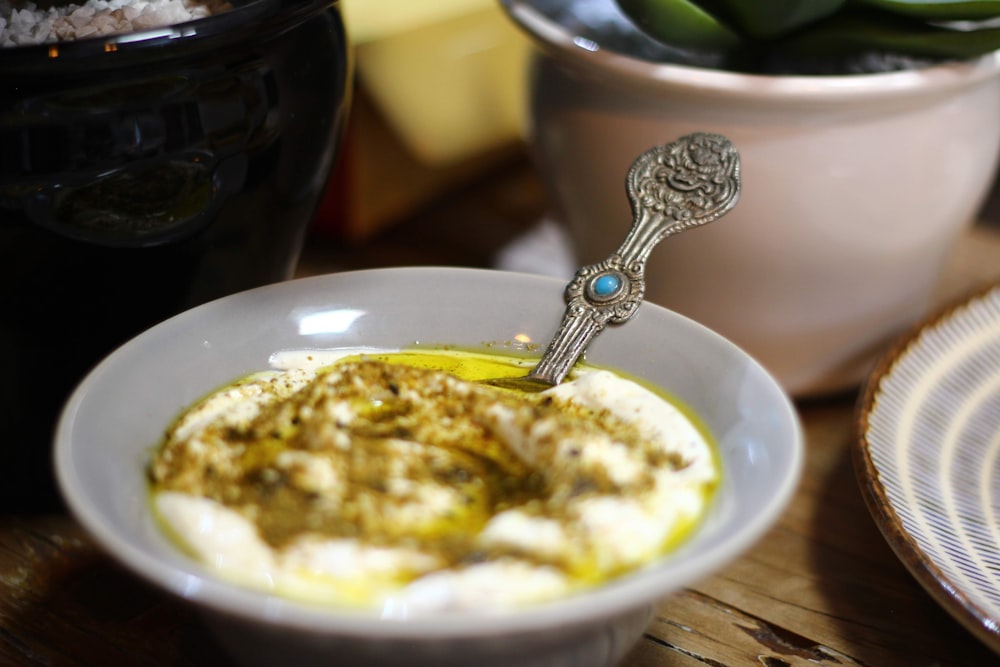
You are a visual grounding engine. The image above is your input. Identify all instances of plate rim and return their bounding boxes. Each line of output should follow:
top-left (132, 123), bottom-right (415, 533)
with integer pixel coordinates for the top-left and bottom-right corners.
top-left (854, 280), bottom-right (1000, 653)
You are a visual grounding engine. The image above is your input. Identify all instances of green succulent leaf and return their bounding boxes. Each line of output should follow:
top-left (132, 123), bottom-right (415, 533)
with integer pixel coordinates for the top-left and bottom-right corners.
top-left (614, 0), bottom-right (742, 51)
top-left (850, 0), bottom-right (1000, 21)
top-left (615, 0), bottom-right (1000, 71)
top-left (776, 10), bottom-right (1000, 60)
top-left (714, 0), bottom-right (847, 39)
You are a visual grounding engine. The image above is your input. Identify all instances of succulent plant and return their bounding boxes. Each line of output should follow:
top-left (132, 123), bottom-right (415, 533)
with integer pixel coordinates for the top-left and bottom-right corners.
top-left (615, 0), bottom-right (1000, 73)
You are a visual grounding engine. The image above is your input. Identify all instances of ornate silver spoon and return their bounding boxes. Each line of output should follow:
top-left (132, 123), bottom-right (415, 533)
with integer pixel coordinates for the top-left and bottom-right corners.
top-left (486, 132), bottom-right (741, 391)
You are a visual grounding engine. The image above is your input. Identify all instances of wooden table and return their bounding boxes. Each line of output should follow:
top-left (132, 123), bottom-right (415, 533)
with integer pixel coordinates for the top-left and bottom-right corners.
top-left (4, 155), bottom-right (1000, 666)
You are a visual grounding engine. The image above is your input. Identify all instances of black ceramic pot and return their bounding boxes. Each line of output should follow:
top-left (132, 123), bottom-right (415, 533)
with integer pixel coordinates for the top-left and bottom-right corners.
top-left (0, 0), bottom-right (352, 510)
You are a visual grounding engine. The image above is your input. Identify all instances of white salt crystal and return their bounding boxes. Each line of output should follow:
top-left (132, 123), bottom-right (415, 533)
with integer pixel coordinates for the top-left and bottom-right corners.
top-left (0, 0), bottom-right (233, 46)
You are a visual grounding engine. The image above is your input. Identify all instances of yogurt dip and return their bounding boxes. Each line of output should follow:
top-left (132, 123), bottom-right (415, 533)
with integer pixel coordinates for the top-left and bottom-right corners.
top-left (148, 350), bottom-right (718, 613)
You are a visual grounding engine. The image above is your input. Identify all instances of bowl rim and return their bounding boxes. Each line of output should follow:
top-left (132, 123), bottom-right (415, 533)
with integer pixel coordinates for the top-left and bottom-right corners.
top-left (499, 0), bottom-right (1000, 103)
top-left (54, 266), bottom-right (803, 639)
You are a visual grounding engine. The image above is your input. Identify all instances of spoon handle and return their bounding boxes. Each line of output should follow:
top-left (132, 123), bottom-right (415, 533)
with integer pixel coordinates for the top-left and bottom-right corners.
top-left (528, 132), bottom-right (741, 385)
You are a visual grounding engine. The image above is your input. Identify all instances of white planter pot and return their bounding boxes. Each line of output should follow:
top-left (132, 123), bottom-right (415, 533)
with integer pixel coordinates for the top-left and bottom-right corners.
top-left (502, 0), bottom-right (1000, 396)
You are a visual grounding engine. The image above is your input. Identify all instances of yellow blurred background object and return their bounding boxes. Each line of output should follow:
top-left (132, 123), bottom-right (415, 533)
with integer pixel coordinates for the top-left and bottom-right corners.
top-left (314, 0), bottom-right (530, 241)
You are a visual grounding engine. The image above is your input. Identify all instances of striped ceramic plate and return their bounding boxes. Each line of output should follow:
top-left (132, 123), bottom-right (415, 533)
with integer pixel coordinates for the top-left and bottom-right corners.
top-left (856, 282), bottom-right (1000, 654)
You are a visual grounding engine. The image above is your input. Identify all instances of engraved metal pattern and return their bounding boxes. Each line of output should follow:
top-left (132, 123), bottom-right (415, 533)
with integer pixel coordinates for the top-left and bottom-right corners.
top-left (528, 132), bottom-right (741, 386)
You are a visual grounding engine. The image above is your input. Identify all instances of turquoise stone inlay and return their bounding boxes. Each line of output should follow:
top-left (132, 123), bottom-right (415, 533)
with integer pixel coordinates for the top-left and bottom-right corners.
top-left (593, 273), bottom-right (621, 297)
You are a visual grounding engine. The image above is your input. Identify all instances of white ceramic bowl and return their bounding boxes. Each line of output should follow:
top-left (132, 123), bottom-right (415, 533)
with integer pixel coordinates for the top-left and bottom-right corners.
top-left (54, 267), bottom-right (802, 667)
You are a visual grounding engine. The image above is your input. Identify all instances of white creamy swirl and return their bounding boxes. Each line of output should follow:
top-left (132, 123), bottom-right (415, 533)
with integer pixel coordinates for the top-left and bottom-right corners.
top-left (149, 352), bottom-right (718, 613)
